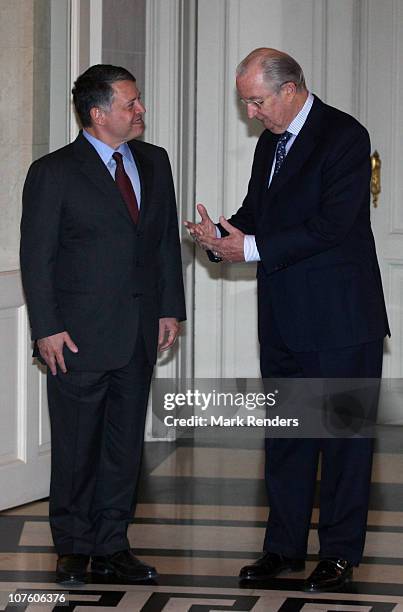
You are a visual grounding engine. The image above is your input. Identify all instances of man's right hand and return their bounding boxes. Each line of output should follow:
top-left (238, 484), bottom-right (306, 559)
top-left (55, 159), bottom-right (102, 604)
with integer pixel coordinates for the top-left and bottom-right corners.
top-left (184, 203), bottom-right (217, 249)
top-left (37, 331), bottom-right (78, 375)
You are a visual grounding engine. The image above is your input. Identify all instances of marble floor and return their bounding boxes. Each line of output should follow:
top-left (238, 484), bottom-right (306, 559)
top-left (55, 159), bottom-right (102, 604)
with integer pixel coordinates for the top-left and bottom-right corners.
top-left (1, 432), bottom-right (403, 611)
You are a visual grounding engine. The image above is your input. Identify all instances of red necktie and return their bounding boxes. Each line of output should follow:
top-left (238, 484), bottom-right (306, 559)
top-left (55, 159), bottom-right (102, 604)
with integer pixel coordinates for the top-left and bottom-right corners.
top-left (112, 152), bottom-right (139, 224)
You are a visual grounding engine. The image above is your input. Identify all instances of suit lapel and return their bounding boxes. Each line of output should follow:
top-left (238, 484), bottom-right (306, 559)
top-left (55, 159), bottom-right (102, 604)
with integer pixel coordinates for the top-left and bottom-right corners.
top-left (73, 132), bottom-right (134, 226)
top-left (267, 96), bottom-right (324, 199)
top-left (254, 131), bottom-right (279, 214)
top-left (262, 132), bottom-right (280, 188)
top-left (128, 140), bottom-right (154, 228)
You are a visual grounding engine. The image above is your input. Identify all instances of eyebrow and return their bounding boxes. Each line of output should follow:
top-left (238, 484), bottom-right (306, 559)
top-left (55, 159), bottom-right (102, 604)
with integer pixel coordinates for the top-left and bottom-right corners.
top-left (126, 92), bottom-right (141, 103)
top-left (242, 96), bottom-right (263, 102)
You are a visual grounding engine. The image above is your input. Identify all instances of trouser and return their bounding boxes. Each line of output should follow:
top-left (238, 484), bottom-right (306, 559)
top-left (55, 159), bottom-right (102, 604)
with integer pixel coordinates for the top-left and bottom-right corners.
top-left (260, 308), bottom-right (383, 565)
top-left (47, 333), bottom-right (153, 555)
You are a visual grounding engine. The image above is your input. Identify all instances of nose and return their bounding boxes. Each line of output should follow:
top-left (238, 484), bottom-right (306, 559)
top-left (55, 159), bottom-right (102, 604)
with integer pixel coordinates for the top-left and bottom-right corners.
top-left (136, 99), bottom-right (146, 114)
top-left (246, 103), bottom-right (257, 119)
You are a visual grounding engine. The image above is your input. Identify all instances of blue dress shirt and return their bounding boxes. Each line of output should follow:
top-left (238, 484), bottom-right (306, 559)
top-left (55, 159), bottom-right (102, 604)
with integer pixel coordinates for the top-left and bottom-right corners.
top-left (83, 130), bottom-right (141, 206)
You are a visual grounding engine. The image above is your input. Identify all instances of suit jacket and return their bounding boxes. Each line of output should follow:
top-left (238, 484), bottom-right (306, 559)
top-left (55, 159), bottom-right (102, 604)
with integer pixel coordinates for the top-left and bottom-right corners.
top-left (225, 95), bottom-right (389, 352)
top-left (20, 132), bottom-right (186, 370)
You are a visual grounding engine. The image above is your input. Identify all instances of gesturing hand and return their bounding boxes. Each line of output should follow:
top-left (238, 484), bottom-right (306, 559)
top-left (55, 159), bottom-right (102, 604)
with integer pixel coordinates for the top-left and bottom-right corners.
top-left (197, 216), bottom-right (245, 263)
top-left (184, 203), bottom-right (217, 249)
top-left (37, 331), bottom-right (78, 375)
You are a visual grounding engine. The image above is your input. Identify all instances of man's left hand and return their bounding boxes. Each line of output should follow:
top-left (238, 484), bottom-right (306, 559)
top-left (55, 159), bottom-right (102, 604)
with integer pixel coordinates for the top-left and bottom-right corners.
top-left (199, 216), bottom-right (245, 263)
top-left (158, 317), bottom-right (180, 351)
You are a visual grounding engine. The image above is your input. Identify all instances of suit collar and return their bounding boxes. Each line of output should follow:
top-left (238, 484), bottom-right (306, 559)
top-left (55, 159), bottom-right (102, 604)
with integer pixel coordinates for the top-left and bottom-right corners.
top-left (81, 129), bottom-right (134, 166)
top-left (287, 91), bottom-right (315, 137)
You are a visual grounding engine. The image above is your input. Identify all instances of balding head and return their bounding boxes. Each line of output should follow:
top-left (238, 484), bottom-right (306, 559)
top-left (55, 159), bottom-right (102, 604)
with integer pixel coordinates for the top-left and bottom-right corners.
top-left (235, 48), bottom-right (308, 133)
top-left (237, 48), bottom-right (306, 93)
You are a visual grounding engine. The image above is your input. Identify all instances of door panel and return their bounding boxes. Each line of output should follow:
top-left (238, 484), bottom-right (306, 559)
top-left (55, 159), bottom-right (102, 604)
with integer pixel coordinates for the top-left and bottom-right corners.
top-left (361, 0), bottom-right (403, 378)
top-left (0, 272), bottom-right (50, 510)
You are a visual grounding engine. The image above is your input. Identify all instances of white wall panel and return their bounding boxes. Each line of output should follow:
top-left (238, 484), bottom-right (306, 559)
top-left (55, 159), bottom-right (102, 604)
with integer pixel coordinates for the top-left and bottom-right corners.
top-left (193, 0), bottom-right (401, 382)
top-left (390, 0), bottom-right (403, 235)
top-left (38, 374), bottom-right (51, 454)
top-left (385, 262), bottom-right (403, 378)
top-left (0, 307), bottom-right (19, 464)
top-left (194, 0), bottom-right (229, 378)
top-left (325, 0), bottom-right (360, 114)
top-left (281, 0), bottom-right (323, 92)
top-left (194, 0), bottom-right (323, 379)
top-left (358, 0), bottom-right (403, 379)
top-left (237, 0), bottom-right (283, 53)
top-left (0, 272), bottom-right (50, 510)
top-left (144, 0), bottom-right (196, 437)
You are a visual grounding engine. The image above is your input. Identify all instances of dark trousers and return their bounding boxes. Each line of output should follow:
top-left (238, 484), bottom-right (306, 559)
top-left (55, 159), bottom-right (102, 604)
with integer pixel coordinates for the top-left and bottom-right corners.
top-left (260, 303), bottom-right (383, 565)
top-left (47, 333), bottom-right (153, 556)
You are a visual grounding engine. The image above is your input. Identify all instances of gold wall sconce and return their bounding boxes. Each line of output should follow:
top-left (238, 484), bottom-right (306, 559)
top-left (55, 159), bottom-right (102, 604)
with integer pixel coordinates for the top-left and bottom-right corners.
top-left (370, 150), bottom-right (381, 207)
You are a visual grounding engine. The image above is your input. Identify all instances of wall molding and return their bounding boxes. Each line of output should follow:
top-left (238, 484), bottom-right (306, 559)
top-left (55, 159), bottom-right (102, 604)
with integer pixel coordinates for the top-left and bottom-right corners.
top-left (386, 260), bottom-right (403, 378)
top-left (17, 306), bottom-right (28, 463)
top-left (69, 0), bottom-right (103, 140)
top-left (89, 0), bottom-right (103, 66)
top-left (144, 0), bottom-right (197, 437)
top-left (390, 0), bottom-right (403, 234)
top-left (194, 0), bottom-right (228, 378)
top-left (69, 0), bottom-right (82, 141)
top-left (357, 0), bottom-right (369, 126)
top-left (312, 0), bottom-right (328, 98)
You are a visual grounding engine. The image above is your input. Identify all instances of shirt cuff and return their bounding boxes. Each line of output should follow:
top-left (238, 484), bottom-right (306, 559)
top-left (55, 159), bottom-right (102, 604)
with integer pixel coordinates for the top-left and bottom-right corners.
top-left (215, 226), bottom-right (221, 238)
top-left (244, 235), bottom-right (261, 262)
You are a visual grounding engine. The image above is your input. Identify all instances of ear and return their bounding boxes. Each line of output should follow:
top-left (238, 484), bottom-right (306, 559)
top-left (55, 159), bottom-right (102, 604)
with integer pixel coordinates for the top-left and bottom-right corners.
top-left (283, 82), bottom-right (297, 99)
top-left (89, 106), bottom-right (105, 126)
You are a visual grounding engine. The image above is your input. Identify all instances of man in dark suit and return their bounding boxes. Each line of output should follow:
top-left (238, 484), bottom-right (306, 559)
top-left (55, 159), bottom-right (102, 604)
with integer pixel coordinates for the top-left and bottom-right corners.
top-left (20, 64), bottom-right (186, 585)
top-left (185, 48), bottom-right (389, 592)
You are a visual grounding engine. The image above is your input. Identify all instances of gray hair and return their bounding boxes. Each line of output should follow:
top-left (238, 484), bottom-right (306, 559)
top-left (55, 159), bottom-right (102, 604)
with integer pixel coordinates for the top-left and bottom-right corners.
top-left (237, 48), bottom-right (306, 93)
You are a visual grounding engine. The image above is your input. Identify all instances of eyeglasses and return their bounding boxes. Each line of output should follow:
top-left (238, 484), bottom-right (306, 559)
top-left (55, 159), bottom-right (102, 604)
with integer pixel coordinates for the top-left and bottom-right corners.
top-left (239, 82), bottom-right (292, 109)
top-left (239, 96), bottom-right (270, 109)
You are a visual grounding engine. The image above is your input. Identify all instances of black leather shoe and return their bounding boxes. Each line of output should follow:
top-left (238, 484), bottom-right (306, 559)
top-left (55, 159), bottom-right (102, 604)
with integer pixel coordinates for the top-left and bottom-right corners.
top-left (304, 558), bottom-right (353, 592)
top-left (91, 549), bottom-right (157, 581)
top-left (56, 554), bottom-right (89, 584)
top-left (239, 552), bottom-right (305, 581)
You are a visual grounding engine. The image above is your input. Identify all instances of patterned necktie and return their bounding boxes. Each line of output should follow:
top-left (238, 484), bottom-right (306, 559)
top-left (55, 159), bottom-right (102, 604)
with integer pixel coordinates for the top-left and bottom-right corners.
top-left (112, 152), bottom-right (139, 224)
top-left (273, 130), bottom-right (292, 177)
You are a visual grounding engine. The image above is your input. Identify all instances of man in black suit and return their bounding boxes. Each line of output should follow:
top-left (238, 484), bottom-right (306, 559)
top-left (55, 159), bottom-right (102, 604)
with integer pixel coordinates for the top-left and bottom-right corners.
top-left (185, 48), bottom-right (389, 592)
top-left (20, 64), bottom-right (186, 584)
